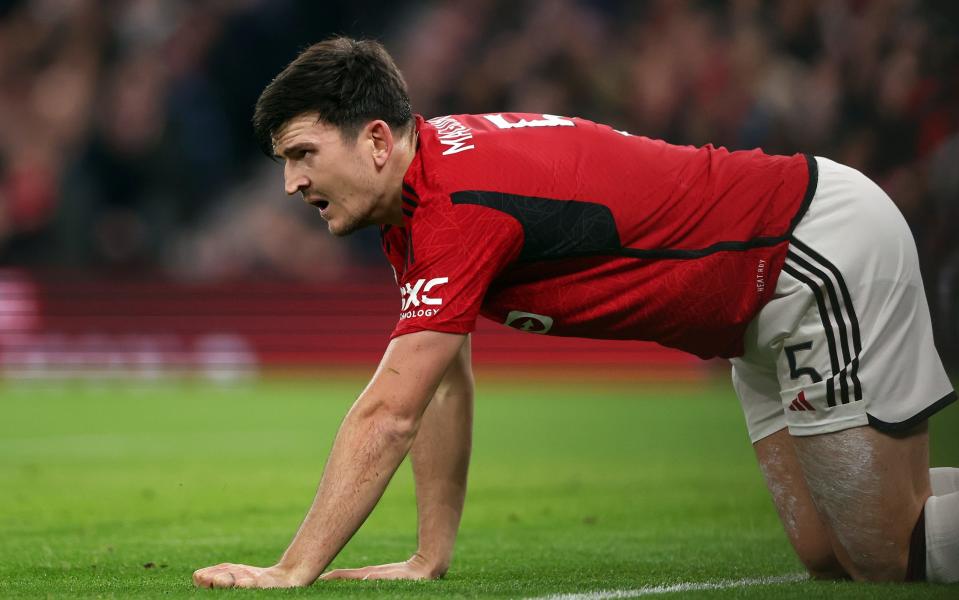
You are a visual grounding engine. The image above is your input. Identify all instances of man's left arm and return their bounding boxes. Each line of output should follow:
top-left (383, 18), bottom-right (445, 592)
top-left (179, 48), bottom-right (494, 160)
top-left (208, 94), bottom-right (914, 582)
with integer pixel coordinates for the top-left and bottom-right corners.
top-left (192, 330), bottom-right (467, 589)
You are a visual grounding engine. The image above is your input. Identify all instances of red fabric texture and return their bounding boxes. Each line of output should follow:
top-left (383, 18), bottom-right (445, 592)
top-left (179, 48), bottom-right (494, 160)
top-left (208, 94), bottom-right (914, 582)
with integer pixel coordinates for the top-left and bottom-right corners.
top-left (383, 113), bottom-right (810, 359)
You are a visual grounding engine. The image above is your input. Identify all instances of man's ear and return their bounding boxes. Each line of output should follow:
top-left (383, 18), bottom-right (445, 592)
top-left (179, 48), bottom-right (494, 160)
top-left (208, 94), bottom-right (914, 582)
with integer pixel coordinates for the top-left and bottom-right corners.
top-left (367, 120), bottom-right (394, 168)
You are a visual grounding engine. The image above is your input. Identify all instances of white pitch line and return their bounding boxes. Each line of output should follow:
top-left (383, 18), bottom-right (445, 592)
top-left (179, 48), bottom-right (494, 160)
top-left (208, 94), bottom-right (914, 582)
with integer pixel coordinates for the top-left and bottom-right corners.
top-left (525, 573), bottom-right (808, 600)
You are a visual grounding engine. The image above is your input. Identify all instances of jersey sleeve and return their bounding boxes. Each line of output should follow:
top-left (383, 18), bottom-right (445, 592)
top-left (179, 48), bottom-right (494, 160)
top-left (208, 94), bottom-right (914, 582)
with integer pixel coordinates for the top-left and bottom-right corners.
top-left (390, 195), bottom-right (523, 338)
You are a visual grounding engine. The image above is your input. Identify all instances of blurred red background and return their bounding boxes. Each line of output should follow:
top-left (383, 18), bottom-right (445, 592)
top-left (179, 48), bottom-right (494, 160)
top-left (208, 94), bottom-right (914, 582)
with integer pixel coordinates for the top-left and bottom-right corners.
top-left (1, 0), bottom-right (957, 375)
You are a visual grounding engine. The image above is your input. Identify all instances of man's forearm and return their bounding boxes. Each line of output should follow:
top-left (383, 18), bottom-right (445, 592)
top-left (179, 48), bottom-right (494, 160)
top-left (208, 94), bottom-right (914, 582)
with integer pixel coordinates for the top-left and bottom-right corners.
top-left (271, 332), bottom-right (468, 585)
top-left (276, 402), bottom-right (418, 584)
top-left (410, 339), bottom-right (474, 575)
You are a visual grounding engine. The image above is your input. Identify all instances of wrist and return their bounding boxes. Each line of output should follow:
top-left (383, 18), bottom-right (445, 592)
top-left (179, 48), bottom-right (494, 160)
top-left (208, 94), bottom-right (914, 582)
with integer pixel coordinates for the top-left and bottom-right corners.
top-left (410, 550), bottom-right (450, 578)
top-left (273, 560), bottom-right (320, 587)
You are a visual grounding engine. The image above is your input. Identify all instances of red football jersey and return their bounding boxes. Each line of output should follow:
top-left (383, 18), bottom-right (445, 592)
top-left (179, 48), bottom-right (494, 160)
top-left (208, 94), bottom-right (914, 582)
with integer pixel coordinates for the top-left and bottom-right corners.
top-left (381, 113), bottom-right (815, 359)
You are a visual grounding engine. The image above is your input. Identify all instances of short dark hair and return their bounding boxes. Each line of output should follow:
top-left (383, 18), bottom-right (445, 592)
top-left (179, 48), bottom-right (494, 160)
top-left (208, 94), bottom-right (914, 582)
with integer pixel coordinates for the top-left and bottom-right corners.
top-left (253, 36), bottom-right (413, 156)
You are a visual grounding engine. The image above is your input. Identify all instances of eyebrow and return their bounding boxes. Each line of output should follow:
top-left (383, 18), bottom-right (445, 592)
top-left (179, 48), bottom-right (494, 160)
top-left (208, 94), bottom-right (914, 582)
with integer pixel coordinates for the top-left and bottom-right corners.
top-left (273, 142), bottom-right (316, 160)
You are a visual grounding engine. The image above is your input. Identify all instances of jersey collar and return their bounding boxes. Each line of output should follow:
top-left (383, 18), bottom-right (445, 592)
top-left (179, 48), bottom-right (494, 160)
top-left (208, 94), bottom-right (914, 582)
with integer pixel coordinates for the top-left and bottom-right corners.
top-left (399, 115), bottom-right (427, 225)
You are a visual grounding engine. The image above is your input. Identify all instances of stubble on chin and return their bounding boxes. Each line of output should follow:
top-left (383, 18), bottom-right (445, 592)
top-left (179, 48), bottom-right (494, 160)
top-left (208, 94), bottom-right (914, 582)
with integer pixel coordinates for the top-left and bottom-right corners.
top-left (326, 216), bottom-right (365, 237)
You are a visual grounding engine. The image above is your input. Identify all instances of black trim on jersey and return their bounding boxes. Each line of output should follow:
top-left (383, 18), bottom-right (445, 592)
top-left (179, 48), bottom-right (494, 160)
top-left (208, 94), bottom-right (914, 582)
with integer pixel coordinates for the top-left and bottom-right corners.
top-left (402, 184), bottom-right (420, 217)
top-left (405, 227), bottom-right (414, 271)
top-left (403, 183), bottom-right (419, 199)
top-left (451, 190), bottom-right (622, 262)
top-left (617, 237), bottom-right (791, 260)
top-left (448, 154), bottom-right (820, 262)
top-left (782, 263), bottom-right (840, 406)
top-left (868, 391), bottom-right (957, 433)
top-left (789, 154), bottom-right (818, 235)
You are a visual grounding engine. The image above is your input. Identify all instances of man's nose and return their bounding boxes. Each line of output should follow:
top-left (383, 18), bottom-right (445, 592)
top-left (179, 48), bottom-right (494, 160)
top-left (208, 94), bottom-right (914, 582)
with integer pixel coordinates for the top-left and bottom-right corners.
top-left (284, 167), bottom-right (308, 196)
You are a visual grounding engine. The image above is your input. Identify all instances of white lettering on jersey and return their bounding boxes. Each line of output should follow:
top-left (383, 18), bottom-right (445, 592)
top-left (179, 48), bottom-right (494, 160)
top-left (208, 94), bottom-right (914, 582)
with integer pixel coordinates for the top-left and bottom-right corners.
top-left (428, 116), bottom-right (475, 155)
top-left (400, 277), bottom-right (449, 313)
top-left (756, 259), bottom-right (767, 293)
top-left (484, 113), bottom-right (575, 129)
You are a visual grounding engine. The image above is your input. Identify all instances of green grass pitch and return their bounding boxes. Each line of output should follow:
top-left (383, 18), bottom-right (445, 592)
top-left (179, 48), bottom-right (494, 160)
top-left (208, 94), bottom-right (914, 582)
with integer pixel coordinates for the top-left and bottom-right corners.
top-left (1, 373), bottom-right (957, 598)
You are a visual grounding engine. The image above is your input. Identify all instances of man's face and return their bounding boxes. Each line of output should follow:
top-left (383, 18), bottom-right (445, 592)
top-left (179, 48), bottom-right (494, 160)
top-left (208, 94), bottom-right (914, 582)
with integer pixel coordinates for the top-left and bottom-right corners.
top-left (273, 114), bottom-right (381, 236)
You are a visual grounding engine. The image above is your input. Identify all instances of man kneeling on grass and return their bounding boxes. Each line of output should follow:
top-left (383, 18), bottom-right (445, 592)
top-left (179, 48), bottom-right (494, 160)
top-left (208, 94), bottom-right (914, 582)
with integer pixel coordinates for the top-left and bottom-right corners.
top-left (192, 37), bottom-right (958, 588)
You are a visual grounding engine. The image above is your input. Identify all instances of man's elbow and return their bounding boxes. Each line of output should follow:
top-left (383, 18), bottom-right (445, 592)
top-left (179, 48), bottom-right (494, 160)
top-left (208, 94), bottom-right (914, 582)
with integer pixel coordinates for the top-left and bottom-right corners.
top-left (380, 411), bottom-right (421, 444)
top-left (356, 398), bottom-right (423, 443)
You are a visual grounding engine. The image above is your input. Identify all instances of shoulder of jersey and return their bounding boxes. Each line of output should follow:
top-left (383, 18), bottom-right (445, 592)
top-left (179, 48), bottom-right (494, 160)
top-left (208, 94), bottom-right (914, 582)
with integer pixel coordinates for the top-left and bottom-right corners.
top-left (419, 112), bottom-right (609, 159)
top-left (412, 112), bottom-right (636, 201)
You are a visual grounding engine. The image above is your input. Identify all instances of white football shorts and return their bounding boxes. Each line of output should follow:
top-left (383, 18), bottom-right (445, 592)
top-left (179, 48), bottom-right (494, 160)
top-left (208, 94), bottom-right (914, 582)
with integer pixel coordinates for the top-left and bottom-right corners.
top-left (731, 156), bottom-right (956, 442)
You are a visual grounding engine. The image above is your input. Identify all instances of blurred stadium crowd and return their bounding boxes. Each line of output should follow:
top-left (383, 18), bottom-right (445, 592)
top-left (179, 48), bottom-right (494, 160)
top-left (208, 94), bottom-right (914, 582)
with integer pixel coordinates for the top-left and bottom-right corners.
top-left (0, 0), bottom-right (957, 355)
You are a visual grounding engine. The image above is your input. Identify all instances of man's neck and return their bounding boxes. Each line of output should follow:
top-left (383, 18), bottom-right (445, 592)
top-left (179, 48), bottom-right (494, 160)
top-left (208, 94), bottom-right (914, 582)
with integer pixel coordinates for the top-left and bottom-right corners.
top-left (385, 127), bottom-right (418, 226)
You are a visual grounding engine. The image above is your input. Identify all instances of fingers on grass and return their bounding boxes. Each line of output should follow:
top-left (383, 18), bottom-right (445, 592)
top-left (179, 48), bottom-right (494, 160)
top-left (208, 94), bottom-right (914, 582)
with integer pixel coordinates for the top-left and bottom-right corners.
top-left (232, 574), bottom-right (258, 588)
top-left (342, 567), bottom-right (427, 581)
top-left (211, 570), bottom-right (237, 588)
top-left (321, 567), bottom-right (366, 580)
top-left (192, 567), bottom-right (218, 588)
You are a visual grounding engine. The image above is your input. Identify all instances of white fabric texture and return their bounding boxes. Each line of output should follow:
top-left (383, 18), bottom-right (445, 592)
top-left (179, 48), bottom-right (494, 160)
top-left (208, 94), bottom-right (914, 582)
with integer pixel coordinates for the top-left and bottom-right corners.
top-left (930, 467), bottom-right (959, 496)
top-left (925, 491), bottom-right (959, 583)
top-left (733, 156), bottom-right (954, 442)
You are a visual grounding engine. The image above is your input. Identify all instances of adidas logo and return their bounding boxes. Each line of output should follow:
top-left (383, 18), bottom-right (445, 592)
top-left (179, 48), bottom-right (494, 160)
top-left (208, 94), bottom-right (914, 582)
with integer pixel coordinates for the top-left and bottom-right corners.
top-left (788, 391), bottom-right (816, 412)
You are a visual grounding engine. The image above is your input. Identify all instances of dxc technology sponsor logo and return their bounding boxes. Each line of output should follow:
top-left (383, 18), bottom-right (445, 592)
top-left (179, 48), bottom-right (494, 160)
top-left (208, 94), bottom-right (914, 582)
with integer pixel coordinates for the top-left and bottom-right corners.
top-left (399, 277), bottom-right (448, 319)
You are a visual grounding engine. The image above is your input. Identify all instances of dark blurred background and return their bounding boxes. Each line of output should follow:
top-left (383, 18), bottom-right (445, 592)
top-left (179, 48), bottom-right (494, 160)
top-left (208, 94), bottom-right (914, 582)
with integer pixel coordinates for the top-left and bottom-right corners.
top-left (1, 0), bottom-right (957, 373)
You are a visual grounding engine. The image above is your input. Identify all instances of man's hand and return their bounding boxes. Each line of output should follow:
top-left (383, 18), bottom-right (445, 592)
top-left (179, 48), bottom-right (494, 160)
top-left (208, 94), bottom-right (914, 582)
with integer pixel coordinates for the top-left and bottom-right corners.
top-left (190, 331), bottom-right (467, 588)
top-left (192, 563), bottom-right (307, 588)
top-left (320, 554), bottom-right (444, 581)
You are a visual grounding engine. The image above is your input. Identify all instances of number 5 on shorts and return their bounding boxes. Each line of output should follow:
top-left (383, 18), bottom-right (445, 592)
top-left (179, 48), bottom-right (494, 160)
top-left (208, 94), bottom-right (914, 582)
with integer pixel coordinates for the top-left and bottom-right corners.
top-left (785, 342), bottom-right (823, 383)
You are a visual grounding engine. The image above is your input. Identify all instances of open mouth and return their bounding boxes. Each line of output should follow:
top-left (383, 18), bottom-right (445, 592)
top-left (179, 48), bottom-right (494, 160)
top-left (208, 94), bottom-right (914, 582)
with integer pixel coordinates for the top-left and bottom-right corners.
top-left (307, 197), bottom-right (330, 213)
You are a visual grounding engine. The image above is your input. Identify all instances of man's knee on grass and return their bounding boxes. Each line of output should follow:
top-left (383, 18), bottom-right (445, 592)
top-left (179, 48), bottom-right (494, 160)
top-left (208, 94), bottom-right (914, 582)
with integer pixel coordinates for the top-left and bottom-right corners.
top-left (753, 429), bottom-right (849, 580)
top-left (791, 424), bottom-right (930, 582)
